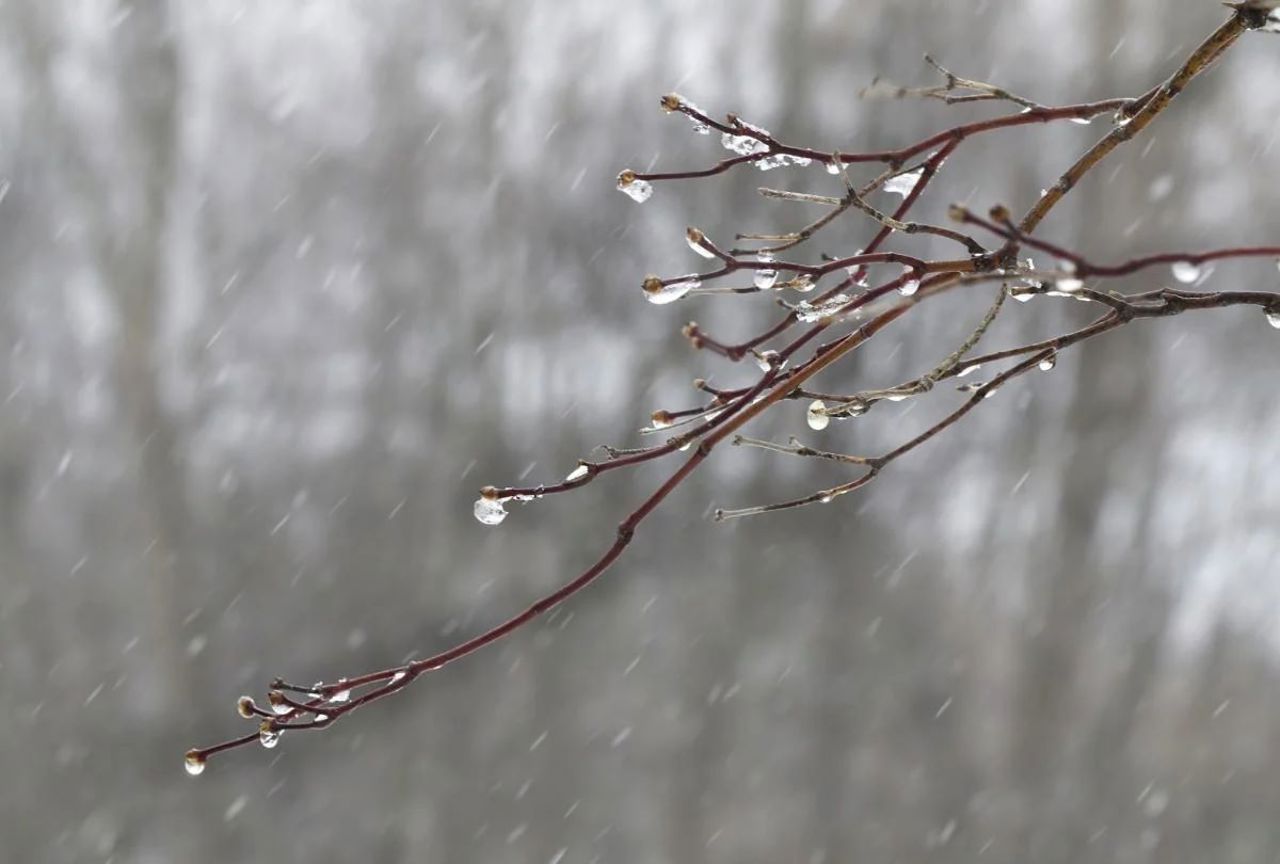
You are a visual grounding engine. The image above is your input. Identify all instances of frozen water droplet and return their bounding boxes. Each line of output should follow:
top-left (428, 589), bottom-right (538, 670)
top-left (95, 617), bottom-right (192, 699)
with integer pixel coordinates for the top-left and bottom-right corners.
top-left (957, 363), bottom-right (982, 378)
top-left (754, 267), bottom-right (779, 290)
top-left (720, 131), bottom-right (769, 156)
top-left (884, 167), bottom-right (923, 198)
top-left (1266, 309), bottom-right (1280, 329)
top-left (184, 751), bottom-right (206, 776)
top-left (1069, 116), bottom-right (1092, 125)
top-left (258, 722), bottom-right (281, 749)
top-left (390, 671), bottom-right (407, 685)
top-left (1056, 277), bottom-right (1083, 293)
top-left (269, 692), bottom-right (291, 715)
top-left (237, 696), bottom-right (256, 718)
top-left (642, 274), bottom-right (698, 305)
top-left (826, 160), bottom-right (842, 175)
top-left (806, 400), bottom-right (830, 431)
top-left (1171, 260), bottom-right (1200, 284)
top-left (1038, 353), bottom-right (1058, 372)
top-left (885, 394), bottom-right (908, 403)
top-left (616, 170), bottom-right (653, 203)
top-left (686, 227), bottom-right (715, 259)
top-left (565, 463), bottom-right (590, 482)
top-left (755, 350), bottom-right (781, 372)
top-left (649, 409), bottom-right (674, 430)
top-left (898, 279), bottom-right (920, 297)
top-left (474, 496), bottom-right (508, 526)
top-left (328, 686), bottom-right (351, 704)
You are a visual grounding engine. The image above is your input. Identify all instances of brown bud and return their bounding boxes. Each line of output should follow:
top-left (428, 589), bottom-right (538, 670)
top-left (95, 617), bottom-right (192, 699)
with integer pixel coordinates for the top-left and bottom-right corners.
top-left (660, 93), bottom-right (682, 113)
top-left (947, 203), bottom-right (968, 222)
top-left (641, 275), bottom-right (664, 297)
top-left (616, 169), bottom-right (637, 188)
top-left (988, 203), bottom-right (1011, 223)
top-left (479, 485), bottom-right (500, 501)
top-left (237, 695), bottom-right (256, 718)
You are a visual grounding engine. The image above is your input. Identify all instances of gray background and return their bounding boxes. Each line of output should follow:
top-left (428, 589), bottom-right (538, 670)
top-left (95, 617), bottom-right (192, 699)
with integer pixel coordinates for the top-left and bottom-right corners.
top-left (2, 0), bottom-right (1279, 862)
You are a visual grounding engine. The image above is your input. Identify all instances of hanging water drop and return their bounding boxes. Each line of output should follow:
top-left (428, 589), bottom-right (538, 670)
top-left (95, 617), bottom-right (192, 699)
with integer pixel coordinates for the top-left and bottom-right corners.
top-left (755, 350), bottom-right (781, 372)
top-left (616, 170), bottom-right (653, 203)
top-left (747, 254), bottom-right (778, 289)
top-left (686, 227), bottom-right (716, 259)
top-left (649, 410), bottom-right (674, 430)
top-left (806, 400), bottom-right (830, 431)
top-left (268, 691), bottom-right (291, 715)
top-left (258, 721), bottom-right (281, 749)
top-left (898, 279), bottom-right (920, 297)
top-left (1038, 353), bottom-right (1058, 371)
top-left (1267, 309), bottom-right (1280, 329)
top-left (565, 463), bottom-right (590, 482)
top-left (1069, 116), bottom-right (1093, 125)
top-left (1056, 277), bottom-right (1083, 293)
top-left (642, 274), bottom-right (697, 305)
top-left (826, 160), bottom-right (842, 175)
top-left (474, 496), bottom-right (508, 526)
top-left (884, 167), bottom-right (923, 198)
top-left (1171, 260), bottom-right (1201, 284)
top-left (184, 751), bottom-right (206, 777)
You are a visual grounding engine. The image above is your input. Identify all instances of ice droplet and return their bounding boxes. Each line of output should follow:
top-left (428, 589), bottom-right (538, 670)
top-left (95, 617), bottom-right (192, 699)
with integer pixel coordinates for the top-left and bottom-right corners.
top-left (1056, 277), bottom-right (1084, 293)
top-left (747, 259), bottom-right (778, 290)
top-left (958, 363), bottom-right (982, 378)
top-left (258, 722), bottom-right (281, 749)
top-left (649, 409), bottom-right (674, 430)
top-left (328, 683), bottom-right (351, 704)
top-left (898, 279), bottom-right (920, 297)
top-left (884, 167), bottom-right (923, 198)
top-left (643, 274), bottom-right (699, 305)
top-left (1266, 309), bottom-right (1280, 330)
top-left (616, 170), bottom-right (653, 203)
top-left (755, 350), bottom-right (781, 372)
top-left (1038, 353), bottom-right (1058, 372)
top-left (184, 751), bottom-right (206, 776)
top-left (826, 160), bottom-right (842, 175)
top-left (474, 496), bottom-right (508, 526)
top-left (806, 400), bottom-right (830, 431)
top-left (721, 131), bottom-right (769, 156)
top-left (1069, 116), bottom-right (1093, 125)
top-left (1171, 260), bottom-right (1200, 284)
top-left (565, 463), bottom-right (590, 482)
top-left (686, 227), bottom-right (716, 259)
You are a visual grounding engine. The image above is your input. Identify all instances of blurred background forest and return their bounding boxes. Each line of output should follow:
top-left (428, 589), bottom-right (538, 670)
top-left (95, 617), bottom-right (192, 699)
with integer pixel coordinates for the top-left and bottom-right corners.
top-left (2, 0), bottom-right (1279, 861)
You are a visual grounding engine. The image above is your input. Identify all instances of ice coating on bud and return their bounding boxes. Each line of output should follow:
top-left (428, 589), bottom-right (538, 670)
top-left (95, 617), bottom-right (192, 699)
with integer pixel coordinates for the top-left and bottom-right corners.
top-left (184, 750), bottom-right (206, 777)
top-left (643, 274), bottom-right (698, 305)
top-left (237, 696), bottom-right (256, 719)
top-left (649, 410), bottom-right (674, 430)
top-left (806, 400), bottom-right (830, 431)
top-left (258, 720), bottom-right (281, 749)
top-left (474, 496), bottom-right (508, 526)
top-left (686, 227), bottom-right (715, 259)
top-left (565, 463), bottom-right (590, 482)
top-left (616, 170), bottom-right (653, 203)
top-left (660, 93), bottom-right (682, 112)
top-left (267, 690), bottom-right (290, 715)
top-left (754, 350), bottom-right (781, 372)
